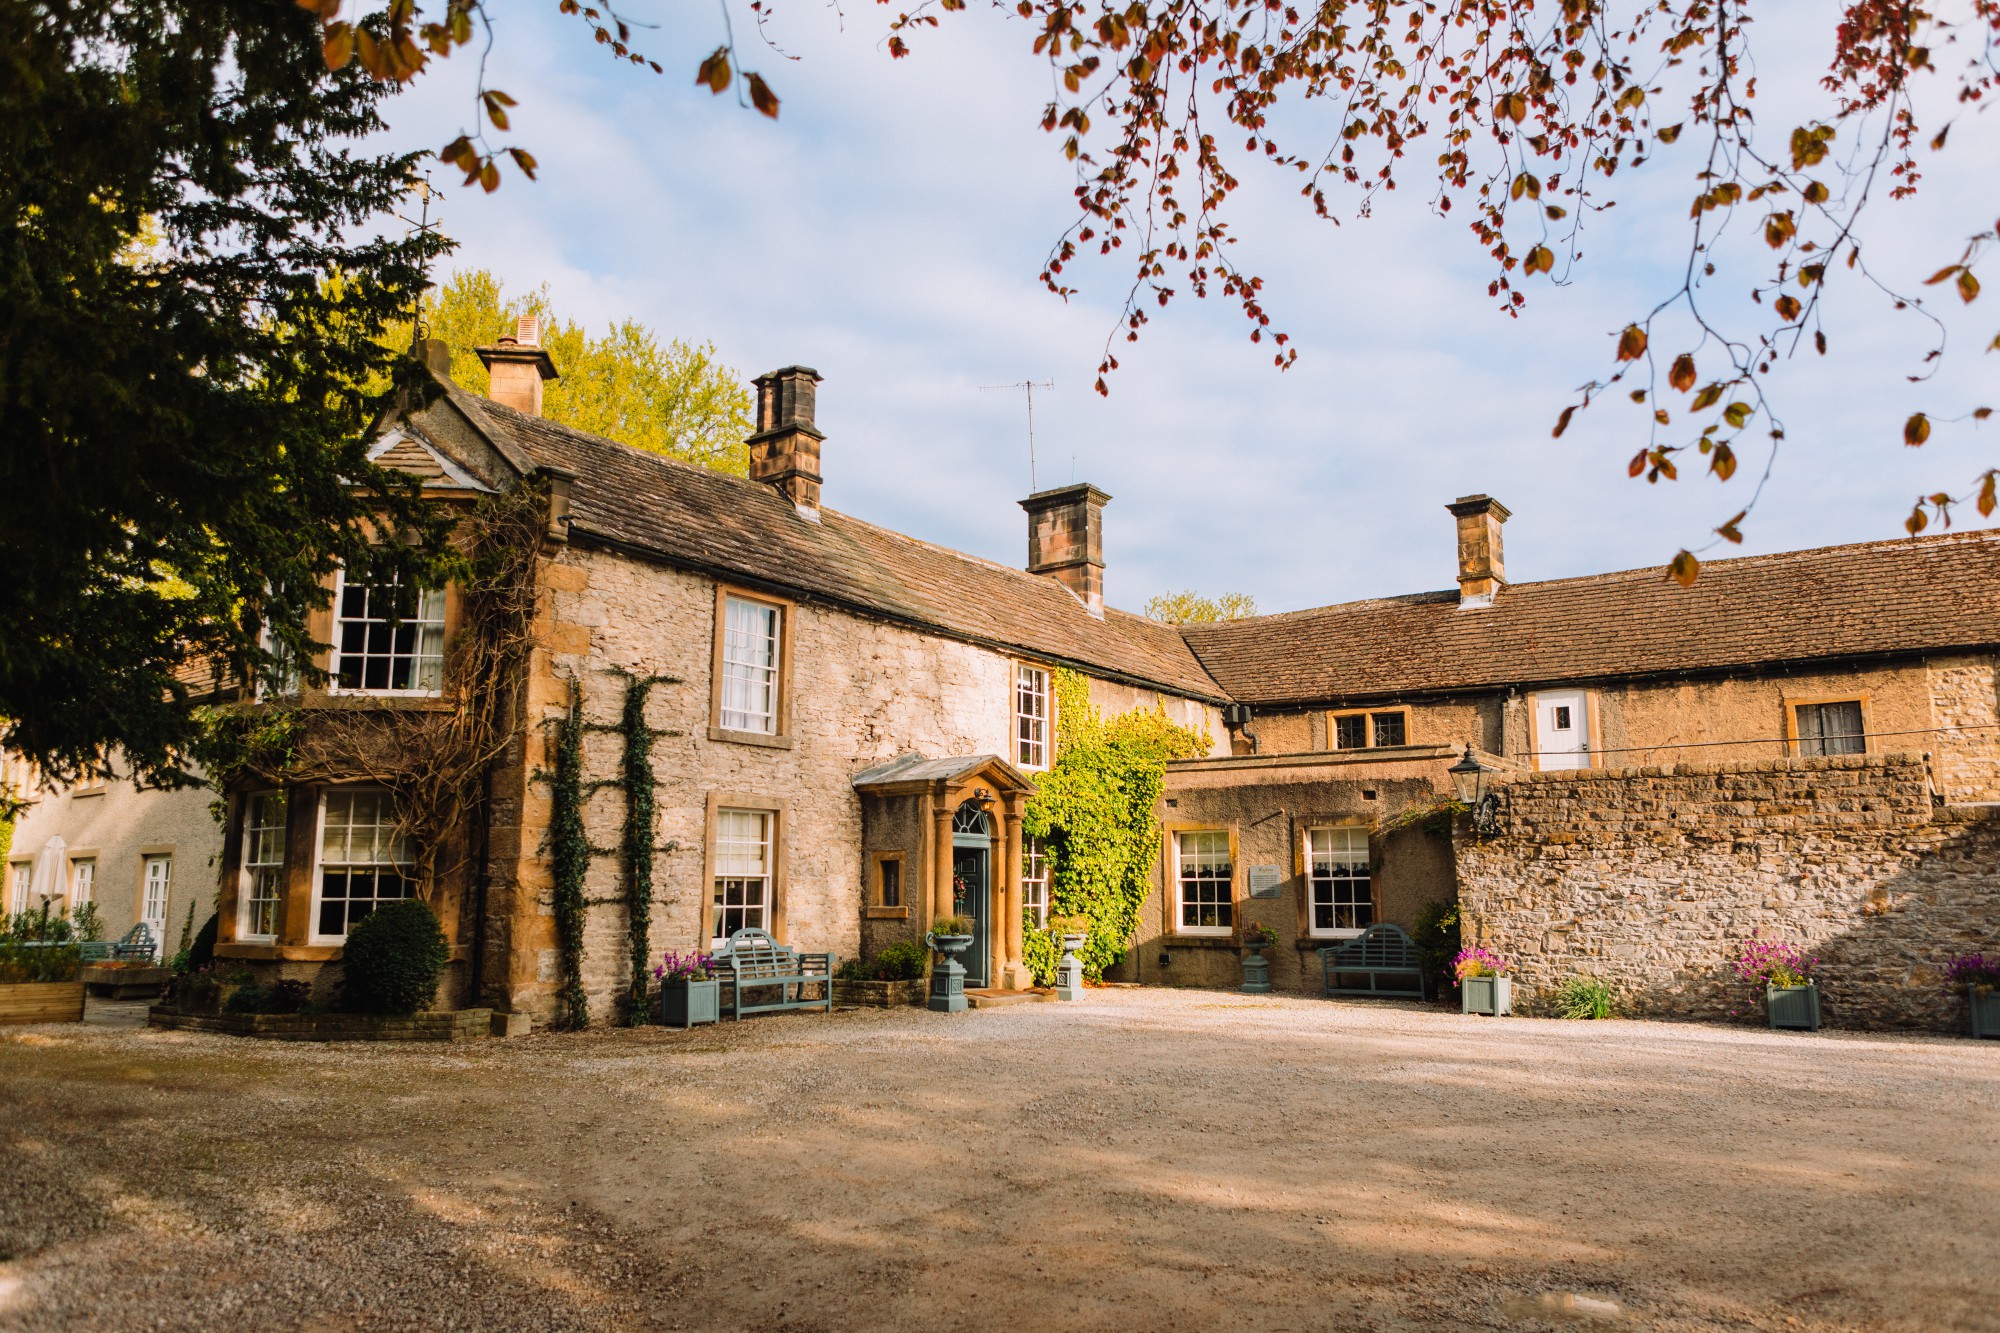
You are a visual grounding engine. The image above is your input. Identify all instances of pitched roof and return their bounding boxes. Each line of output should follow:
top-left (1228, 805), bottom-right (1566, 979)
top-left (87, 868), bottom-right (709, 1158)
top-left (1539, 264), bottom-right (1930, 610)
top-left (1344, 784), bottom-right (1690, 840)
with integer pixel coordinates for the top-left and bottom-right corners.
top-left (851, 753), bottom-right (1034, 792)
top-left (435, 387), bottom-right (1227, 701)
top-left (1181, 531), bottom-right (2000, 706)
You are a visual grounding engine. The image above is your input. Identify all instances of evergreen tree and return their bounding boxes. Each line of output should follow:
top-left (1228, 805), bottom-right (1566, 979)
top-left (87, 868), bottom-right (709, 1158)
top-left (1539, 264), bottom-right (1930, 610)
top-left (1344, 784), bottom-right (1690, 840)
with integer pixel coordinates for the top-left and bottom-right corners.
top-left (0, 0), bottom-right (452, 788)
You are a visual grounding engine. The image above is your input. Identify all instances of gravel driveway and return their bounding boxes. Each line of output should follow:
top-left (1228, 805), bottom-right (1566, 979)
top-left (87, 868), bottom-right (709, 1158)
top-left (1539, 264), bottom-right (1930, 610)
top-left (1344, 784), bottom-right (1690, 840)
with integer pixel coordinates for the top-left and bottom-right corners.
top-left (2, 989), bottom-right (1996, 1332)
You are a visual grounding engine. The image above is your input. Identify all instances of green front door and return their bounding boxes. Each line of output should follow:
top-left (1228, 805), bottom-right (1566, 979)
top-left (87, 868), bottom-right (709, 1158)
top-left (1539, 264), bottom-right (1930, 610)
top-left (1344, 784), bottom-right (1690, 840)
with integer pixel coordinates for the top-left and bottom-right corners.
top-left (951, 845), bottom-right (990, 988)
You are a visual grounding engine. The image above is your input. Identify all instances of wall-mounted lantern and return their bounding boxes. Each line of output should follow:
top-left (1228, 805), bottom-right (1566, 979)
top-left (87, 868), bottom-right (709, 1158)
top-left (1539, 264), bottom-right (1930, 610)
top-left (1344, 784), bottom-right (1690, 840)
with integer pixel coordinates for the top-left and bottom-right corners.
top-left (1448, 746), bottom-right (1502, 835)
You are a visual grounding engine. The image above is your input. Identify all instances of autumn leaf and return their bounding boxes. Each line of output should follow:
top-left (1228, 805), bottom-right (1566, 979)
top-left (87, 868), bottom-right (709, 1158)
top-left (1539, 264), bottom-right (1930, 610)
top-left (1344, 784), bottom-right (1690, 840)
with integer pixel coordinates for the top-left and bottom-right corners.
top-left (1615, 325), bottom-right (1647, 361)
top-left (1904, 412), bottom-right (1931, 446)
top-left (1775, 294), bottom-right (1801, 322)
top-left (1552, 404), bottom-right (1577, 438)
top-left (1906, 504), bottom-right (1929, 535)
top-left (696, 47), bottom-right (731, 95)
top-left (1716, 511), bottom-right (1746, 543)
top-left (1667, 550), bottom-right (1700, 587)
top-left (1958, 270), bottom-right (1980, 303)
top-left (1627, 448), bottom-right (1646, 477)
top-left (1722, 401), bottom-right (1752, 428)
top-left (1691, 383), bottom-right (1723, 411)
top-left (747, 72), bottom-right (780, 118)
top-left (1980, 473), bottom-right (1998, 518)
top-left (1668, 353), bottom-right (1696, 392)
top-left (322, 21), bottom-right (354, 69)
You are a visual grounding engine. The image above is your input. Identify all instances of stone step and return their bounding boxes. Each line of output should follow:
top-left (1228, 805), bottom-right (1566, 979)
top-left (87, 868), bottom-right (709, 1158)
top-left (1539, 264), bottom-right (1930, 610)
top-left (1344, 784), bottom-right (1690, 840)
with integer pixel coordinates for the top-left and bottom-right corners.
top-left (964, 988), bottom-right (1052, 1009)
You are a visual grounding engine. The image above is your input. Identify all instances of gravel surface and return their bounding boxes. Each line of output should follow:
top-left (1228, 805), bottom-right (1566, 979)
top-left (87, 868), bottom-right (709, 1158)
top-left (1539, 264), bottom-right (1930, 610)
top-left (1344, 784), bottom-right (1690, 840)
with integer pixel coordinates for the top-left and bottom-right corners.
top-left (2, 989), bottom-right (1996, 1332)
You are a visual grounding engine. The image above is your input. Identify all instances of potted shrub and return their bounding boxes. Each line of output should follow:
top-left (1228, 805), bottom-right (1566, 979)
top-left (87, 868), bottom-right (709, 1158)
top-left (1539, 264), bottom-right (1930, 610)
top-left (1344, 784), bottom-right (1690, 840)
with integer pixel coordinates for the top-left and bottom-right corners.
top-left (1239, 921), bottom-right (1279, 995)
top-left (0, 905), bottom-right (85, 1026)
top-left (1454, 947), bottom-right (1512, 1016)
top-left (926, 913), bottom-right (976, 1013)
top-left (1945, 953), bottom-right (2000, 1040)
top-left (655, 949), bottom-right (719, 1028)
top-left (1734, 938), bottom-right (1820, 1031)
top-left (1050, 914), bottom-right (1089, 1001)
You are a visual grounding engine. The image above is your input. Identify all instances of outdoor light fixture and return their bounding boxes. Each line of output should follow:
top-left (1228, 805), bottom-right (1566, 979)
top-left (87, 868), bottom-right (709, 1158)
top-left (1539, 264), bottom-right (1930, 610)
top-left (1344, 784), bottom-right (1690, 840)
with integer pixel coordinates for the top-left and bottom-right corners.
top-left (1449, 746), bottom-right (1502, 835)
top-left (972, 787), bottom-right (995, 812)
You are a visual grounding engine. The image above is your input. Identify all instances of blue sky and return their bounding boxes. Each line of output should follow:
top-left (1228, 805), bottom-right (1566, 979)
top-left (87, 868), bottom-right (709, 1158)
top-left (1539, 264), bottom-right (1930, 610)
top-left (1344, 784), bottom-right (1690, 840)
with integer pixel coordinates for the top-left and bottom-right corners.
top-left (378, 0), bottom-right (1997, 616)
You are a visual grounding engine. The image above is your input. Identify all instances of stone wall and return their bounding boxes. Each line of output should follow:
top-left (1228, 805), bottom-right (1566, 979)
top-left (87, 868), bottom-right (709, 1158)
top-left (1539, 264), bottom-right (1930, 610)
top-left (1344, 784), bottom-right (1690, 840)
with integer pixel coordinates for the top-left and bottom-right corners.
top-left (1456, 752), bottom-right (2000, 1030)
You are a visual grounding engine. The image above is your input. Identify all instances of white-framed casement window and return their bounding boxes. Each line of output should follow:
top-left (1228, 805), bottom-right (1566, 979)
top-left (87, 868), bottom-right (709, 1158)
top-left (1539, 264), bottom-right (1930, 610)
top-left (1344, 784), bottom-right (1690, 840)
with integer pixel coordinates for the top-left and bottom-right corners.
top-left (256, 616), bottom-right (303, 699)
top-left (1174, 829), bottom-right (1234, 935)
top-left (331, 570), bottom-right (446, 695)
top-left (1331, 709), bottom-right (1407, 750)
top-left (1306, 827), bottom-right (1373, 938)
top-left (68, 858), bottom-right (95, 910)
top-left (239, 791), bottom-right (288, 940)
top-left (719, 595), bottom-right (782, 734)
top-left (141, 855), bottom-right (172, 958)
top-left (8, 863), bottom-right (30, 915)
top-left (1794, 700), bottom-right (1866, 757)
top-left (312, 790), bottom-right (413, 941)
top-left (1015, 664), bottom-right (1051, 769)
top-left (1021, 834), bottom-right (1050, 928)
top-left (712, 807), bottom-right (774, 944)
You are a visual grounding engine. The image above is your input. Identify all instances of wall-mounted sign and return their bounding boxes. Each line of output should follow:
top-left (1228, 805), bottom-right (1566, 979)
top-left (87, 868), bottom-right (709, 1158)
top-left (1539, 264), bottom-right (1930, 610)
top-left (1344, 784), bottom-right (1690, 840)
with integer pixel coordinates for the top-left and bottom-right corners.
top-left (1247, 865), bottom-right (1284, 898)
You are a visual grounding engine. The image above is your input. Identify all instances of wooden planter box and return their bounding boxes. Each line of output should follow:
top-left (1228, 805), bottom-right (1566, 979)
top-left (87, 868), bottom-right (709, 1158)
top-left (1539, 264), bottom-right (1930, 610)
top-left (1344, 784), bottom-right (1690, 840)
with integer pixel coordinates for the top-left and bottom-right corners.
top-left (81, 964), bottom-right (173, 1000)
top-left (1461, 975), bottom-right (1512, 1016)
top-left (659, 978), bottom-right (721, 1028)
top-left (0, 981), bottom-right (86, 1026)
top-left (1766, 983), bottom-right (1822, 1031)
top-left (148, 1006), bottom-right (493, 1042)
top-left (833, 977), bottom-right (927, 1008)
top-left (1969, 988), bottom-right (2000, 1040)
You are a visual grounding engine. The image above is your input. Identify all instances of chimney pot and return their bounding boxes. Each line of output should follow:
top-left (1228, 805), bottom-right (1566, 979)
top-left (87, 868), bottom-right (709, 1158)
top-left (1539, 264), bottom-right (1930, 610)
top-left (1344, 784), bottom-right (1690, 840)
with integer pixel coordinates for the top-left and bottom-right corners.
top-left (748, 366), bottom-right (825, 517)
top-left (1021, 483), bottom-right (1111, 617)
top-left (474, 318), bottom-right (559, 417)
top-left (1446, 493), bottom-right (1510, 607)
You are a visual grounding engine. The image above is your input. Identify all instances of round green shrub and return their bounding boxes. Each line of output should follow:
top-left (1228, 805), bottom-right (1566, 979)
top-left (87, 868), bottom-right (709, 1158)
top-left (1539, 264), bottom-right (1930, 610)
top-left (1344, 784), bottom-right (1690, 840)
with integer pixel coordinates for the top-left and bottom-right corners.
top-left (340, 899), bottom-right (451, 1015)
top-left (873, 941), bottom-right (927, 981)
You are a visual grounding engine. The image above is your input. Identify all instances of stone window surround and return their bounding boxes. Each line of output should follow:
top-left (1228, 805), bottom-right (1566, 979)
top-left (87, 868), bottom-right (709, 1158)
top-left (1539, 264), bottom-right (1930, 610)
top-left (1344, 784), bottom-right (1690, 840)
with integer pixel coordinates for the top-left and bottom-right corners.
top-left (1785, 691), bottom-right (1872, 758)
top-left (308, 788), bottom-right (414, 945)
top-left (707, 584), bottom-right (796, 750)
top-left (703, 791), bottom-right (791, 944)
top-left (327, 566), bottom-right (449, 699)
top-left (865, 850), bottom-right (908, 920)
top-left (1298, 820), bottom-right (1374, 941)
top-left (1162, 821), bottom-right (1239, 939)
top-left (1013, 660), bottom-right (1054, 771)
top-left (1326, 707), bottom-right (1411, 751)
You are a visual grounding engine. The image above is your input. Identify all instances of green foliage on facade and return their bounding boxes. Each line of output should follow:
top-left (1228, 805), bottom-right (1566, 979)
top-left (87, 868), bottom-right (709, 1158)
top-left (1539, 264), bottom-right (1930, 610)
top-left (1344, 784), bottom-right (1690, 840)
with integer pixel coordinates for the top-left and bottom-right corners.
top-left (548, 680), bottom-right (591, 1030)
top-left (1022, 670), bottom-right (1209, 983)
top-left (1411, 899), bottom-right (1461, 995)
top-left (340, 899), bottom-right (452, 1015)
top-left (619, 676), bottom-right (662, 1026)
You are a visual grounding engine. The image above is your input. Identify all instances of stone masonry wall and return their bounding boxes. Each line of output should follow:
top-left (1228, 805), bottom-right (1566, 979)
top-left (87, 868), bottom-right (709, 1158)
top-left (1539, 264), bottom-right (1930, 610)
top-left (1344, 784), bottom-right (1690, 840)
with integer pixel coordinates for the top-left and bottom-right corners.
top-left (1456, 752), bottom-right (2000, 1030)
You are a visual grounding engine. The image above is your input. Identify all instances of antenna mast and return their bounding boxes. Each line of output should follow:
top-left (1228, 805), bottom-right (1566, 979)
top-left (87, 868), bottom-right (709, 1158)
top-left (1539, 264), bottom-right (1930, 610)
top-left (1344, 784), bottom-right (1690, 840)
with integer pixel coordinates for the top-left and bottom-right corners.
top-left (980, 378), bottom-right (1054, 492)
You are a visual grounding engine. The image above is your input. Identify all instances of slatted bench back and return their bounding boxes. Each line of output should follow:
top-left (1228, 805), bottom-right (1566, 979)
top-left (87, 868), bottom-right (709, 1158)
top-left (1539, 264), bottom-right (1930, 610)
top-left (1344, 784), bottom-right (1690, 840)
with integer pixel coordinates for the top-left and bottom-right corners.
top-left (1329, 924), bottom-right (1418, 969)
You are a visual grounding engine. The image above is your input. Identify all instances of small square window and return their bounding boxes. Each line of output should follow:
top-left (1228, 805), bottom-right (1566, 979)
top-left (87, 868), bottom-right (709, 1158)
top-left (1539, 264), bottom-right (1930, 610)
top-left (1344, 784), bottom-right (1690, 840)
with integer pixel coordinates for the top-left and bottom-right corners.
top-left (877, 856), bottom-right (901, 909)
top-left (1333, 714), bottom-right (1367, 749)
top-left (1371, 712), bottom-right (1406, 747)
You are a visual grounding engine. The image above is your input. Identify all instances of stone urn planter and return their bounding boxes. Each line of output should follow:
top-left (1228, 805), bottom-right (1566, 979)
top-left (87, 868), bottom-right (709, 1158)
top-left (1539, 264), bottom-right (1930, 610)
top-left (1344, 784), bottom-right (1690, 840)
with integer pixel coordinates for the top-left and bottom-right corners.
top-left (1055, 932), bottom-right (1088, 1002)
top-left (1239, 928), bottom-right (1277, 995)
top-left (1968, 987), bottom-right (1999, 1040)
top-left (1461, 975), bottom-right (1513, 1016)
top-left (1766, 982), bottom-right (1822, 1031)
top-left (660, 977), bottom-right (721, 1029)
top-left (927, 932), bottom-right (974, 1014)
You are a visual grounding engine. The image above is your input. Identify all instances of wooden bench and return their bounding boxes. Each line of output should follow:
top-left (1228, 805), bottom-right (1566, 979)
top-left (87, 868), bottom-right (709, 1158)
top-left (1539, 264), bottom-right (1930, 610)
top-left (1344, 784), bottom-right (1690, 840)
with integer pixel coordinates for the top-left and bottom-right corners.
top-left (1318, 923), bottom-right (1426, 1001)
top-left (110, 923), bottom-right (159, 962)
top-left (710, 928), bottom-right (835, 1020)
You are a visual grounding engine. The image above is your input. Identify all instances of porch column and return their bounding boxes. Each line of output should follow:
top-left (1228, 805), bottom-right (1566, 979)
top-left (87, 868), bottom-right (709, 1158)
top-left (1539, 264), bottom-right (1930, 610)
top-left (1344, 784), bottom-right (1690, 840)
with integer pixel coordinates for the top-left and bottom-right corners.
top-left (932, 787), bottom-right (954, 920)
top-left (1001, 798), bottom-right (1031, 989)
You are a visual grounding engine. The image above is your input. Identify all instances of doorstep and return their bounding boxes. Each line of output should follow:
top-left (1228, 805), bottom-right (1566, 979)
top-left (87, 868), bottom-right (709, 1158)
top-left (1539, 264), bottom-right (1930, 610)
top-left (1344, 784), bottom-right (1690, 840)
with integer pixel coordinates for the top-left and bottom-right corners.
top-left (964, 988), bottom-right (1053, 1009)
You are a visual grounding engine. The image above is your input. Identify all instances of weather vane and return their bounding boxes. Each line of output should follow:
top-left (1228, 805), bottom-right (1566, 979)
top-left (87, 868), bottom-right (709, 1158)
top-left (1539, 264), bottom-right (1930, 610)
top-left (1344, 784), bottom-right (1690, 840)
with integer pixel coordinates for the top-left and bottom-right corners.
top-left (396, 171), bottom-right (445, 351)
top-left (980, 378), bottom-right (1054, 492)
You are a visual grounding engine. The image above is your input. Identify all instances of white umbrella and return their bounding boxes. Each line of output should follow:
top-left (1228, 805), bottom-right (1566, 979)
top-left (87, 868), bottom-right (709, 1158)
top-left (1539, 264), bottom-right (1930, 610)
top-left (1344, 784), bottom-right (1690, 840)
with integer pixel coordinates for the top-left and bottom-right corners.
top-left (29, 834), bottom-right (67, 912)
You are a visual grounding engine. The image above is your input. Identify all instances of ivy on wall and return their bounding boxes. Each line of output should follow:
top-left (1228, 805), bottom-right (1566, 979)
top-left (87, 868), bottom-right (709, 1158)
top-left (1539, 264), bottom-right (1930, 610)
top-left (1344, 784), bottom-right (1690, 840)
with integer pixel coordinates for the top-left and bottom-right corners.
top-left (1021, 670), bottom-right (1209, 983)
top-left (547, 678), bottom-right (591, 1030)
top-left (614, 674), bottom-right (677, 1025)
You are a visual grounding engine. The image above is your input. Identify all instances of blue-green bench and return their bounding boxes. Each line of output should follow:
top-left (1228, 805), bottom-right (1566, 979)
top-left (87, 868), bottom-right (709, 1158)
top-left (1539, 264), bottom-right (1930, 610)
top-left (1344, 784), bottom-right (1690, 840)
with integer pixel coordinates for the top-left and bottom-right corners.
top-left (710, 928), bottom-right (835, 1020)
top-left (1318, 923), bottom-right (1426, 1001)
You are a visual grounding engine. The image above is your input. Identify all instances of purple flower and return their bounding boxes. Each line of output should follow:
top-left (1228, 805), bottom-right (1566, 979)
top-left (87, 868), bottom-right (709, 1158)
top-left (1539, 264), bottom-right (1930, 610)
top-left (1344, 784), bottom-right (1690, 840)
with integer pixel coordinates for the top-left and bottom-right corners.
top-left (1453, 946), bottom-right (1510, 980)
top-left (1732, 936), bottom-right (1815, 990)
top-left (1944, 953), bottom-right (2000, 994)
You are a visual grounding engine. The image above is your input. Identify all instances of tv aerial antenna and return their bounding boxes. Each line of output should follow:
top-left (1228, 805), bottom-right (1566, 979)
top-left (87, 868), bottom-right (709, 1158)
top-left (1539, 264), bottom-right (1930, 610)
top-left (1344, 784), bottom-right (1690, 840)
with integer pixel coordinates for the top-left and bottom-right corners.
top-left (981, 378), bottom-right (1054, 492)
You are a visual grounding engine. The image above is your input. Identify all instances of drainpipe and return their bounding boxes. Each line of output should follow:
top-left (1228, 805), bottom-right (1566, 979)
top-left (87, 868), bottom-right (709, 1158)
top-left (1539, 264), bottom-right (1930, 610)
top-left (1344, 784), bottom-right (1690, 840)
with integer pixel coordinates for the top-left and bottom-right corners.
top-left (1225, 704), bottom-right (1261, 755)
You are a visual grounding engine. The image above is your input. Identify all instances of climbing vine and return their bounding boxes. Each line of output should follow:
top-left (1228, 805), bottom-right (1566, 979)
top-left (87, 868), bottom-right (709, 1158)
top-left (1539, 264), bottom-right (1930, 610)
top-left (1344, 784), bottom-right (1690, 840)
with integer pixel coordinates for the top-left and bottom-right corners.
top-left (547, 677), bottom-right (591, 1030)
top-left (1021, 670), bottom-right (1208, 984)
top-left (616, 674), bottom-right (671, 1025)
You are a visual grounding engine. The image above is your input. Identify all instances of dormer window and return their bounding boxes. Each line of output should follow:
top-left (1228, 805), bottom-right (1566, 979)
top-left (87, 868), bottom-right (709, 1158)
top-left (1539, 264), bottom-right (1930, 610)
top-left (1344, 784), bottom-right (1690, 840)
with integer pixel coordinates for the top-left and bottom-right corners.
top-left (331, 571), bottom-right (445, 695)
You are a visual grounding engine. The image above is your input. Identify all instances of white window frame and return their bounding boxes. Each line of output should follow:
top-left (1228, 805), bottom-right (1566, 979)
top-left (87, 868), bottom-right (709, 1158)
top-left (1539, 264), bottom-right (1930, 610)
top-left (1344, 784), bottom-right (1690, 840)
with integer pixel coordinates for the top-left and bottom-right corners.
top-left (329, 567), bottom-right (446, 698)
top-left (1306, 826), bottom-right (1373, 939)
top-left (141, 855), bottom-right (172, 959)
top-left (239, 791), bottom-right (288, 941)
top-left (1014, 664), bottom-right (1051, 770)
top-left (69, 858), bottom-right (95, 909)
top-left (310, 789), bottom-right (414, 944)
top-left (1174, 829), bottom-right (1234, 936)
top-left (256, 616), bottom-right (303, 700)
top-left (712, 807), bottom-right (774, 946)
top-left (8, 863), bottom-right (29, 916)
top-left (719, 595), bottom-right (782, 735)
top-left (1021, 834), bottom-right (1050, 929)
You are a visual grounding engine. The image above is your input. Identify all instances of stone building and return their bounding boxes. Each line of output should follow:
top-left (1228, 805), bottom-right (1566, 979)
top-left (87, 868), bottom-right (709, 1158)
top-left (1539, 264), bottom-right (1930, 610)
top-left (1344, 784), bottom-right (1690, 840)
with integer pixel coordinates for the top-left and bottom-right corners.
top-left (8, 322), bottom-right (1998, 1027)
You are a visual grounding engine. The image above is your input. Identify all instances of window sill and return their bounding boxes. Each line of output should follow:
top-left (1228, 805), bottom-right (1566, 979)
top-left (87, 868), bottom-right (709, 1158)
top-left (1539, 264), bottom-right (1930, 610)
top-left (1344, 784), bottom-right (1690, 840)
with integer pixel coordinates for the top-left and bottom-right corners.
top-left (1300, 931), bottom-right (1365, 948)
top-left (1164, 934), bottom-right (1240, 950)
top-left (708, 726), bottom-right (794, 750)
top-left (215, 943), bottom-right (344, 962)
top-left (864, 906), bottom-right (910, 920)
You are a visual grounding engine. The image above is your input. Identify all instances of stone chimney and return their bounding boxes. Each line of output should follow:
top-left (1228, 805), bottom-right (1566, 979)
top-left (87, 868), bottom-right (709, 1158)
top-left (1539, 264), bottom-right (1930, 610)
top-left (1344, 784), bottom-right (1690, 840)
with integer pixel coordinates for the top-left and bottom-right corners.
top-left (1021, 483), bottom-right (1110, 617)
top-left (747, 366), bottom-right (825, 517)
top-left (1447, 494), bottom-right (1510, 607)
top-left (474, 315), bottom-right (559, 416)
